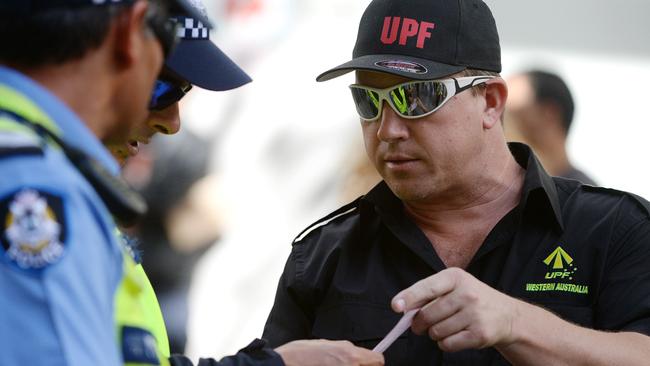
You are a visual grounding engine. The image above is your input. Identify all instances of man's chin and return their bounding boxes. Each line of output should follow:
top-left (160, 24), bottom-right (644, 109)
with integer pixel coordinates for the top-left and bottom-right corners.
top-left (106, 144), bottom-right (131, 167)
top-left (384, 179), bottom-right (433, 202)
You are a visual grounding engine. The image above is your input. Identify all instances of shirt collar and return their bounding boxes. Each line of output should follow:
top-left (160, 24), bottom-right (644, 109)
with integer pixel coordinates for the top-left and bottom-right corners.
top-left (0, 65), bottom-right (120, 175)
top-left (362, 142), bottom-right (564, 232)
top-left (509, 142), bottom-right (564, 231)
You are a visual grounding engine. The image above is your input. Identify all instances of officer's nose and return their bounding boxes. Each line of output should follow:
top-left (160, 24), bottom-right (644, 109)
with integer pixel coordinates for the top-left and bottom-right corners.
top-left (376, 103), bottom-right (409, 143)
top-left (148, 102), bottom-right (181, 135)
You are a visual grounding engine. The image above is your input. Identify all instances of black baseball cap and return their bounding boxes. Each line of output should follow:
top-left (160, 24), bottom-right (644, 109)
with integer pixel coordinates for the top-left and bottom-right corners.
top-left (164, 0), bottom-right (252, 91)
top-left (0, 0), bottom-right (210, 26)
top-left (317, 0), bottom-right (501, 82)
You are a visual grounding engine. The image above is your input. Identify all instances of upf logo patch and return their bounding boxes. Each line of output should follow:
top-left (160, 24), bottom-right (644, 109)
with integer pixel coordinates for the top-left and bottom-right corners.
top-left (525, 246), bottom-right (589, 295)
top-left (380, 16), bottom-right (435, 49)
top-left (0, 189), bottom-right (66, 269)
top-left (543, 246), bottom-right (577, 279)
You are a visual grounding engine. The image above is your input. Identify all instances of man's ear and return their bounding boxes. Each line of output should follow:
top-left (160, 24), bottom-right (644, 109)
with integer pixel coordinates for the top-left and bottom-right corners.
top-left (482, 78), bottom-right (508, 130)
top-left (111, 0), bottom-right (151, 68)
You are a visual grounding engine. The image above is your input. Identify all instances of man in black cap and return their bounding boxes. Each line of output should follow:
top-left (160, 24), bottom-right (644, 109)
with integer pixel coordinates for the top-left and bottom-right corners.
top-left (263, 0), bottom-right (650, 364)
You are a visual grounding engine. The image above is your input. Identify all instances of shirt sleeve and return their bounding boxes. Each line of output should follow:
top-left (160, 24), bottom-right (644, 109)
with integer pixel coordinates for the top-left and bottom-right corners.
top-left (596, 213), bottom-right (650, 335)
top-left (169, 339), bottom-right (285, 366)
top-left (262, 247), bottom-right (316, 348)
top-left (0, 184), bottom-right (122, 365)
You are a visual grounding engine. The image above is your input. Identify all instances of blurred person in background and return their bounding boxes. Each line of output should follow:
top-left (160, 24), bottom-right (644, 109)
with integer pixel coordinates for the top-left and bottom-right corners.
top-left (263, 0), bottom-right (650, 364)
top-left (504, 69), bottom-right (596, 185)
top-left (338, 140), bottom-right (382, 204)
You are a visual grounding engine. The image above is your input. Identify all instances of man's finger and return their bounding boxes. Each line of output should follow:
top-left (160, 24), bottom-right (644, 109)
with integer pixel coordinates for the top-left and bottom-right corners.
top-left (438, 329), bottom-right (481, 353)
top-left (424, 309), bottom-right (468, 340)
top-left (411, 293), bottom-right (461, 334)
top-left (392, 269), bottom-right (458, 312)
top-left (357, 349), bottom-right (385, 366)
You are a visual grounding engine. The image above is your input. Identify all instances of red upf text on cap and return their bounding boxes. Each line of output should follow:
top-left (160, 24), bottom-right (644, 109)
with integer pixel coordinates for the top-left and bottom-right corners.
top-left (380, 17), bottom-right (435, 49)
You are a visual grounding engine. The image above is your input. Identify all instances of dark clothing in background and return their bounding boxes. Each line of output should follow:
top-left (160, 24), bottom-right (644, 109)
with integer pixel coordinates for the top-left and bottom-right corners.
top-left (263, 143), bottom-right (650, 365)
top-left (561, 165), bottom-right (596, 186)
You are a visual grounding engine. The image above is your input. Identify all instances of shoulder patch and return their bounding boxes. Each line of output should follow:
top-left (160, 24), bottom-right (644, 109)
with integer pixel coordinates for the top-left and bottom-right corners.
top-left (0, 189), bottom-right (67, 270)
top-left (293, 198), bottom-right (361, 244)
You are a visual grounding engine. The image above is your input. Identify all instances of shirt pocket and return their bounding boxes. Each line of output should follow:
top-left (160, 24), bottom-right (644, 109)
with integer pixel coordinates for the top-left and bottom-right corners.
top-left (311, 302), bottom-right (413, 364)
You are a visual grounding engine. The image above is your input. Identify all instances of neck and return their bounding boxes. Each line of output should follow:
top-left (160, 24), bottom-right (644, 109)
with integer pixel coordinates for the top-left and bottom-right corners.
top-left (14, 50), bottom-right (118, 140)
top-left (404, 142), bottom-right (525, 236)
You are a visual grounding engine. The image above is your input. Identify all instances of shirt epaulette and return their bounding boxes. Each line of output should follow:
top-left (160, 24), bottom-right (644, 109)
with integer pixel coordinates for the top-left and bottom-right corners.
top-left (582, 185), bottom-right (650, 217)
top-left (292, 197), bottom-right (362, 244)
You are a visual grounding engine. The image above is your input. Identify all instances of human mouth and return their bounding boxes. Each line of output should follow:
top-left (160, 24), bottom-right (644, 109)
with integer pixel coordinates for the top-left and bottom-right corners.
top-left (383, 155), bottom-right (419, 168)
top-left (127, 141), bottom-right (140, 157)
top-left (127, 137), bottom-right (151, 157)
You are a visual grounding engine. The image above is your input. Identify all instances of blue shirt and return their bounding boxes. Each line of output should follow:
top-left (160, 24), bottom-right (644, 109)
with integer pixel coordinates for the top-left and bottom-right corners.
top-left (0, 66), bottom-right (123, 365)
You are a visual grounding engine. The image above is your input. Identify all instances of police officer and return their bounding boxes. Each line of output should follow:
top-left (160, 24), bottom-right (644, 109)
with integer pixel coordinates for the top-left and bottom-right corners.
top-left (110, 2), bottom-right (384, 365)
top-left (0, 0), bottom-right (200, 364)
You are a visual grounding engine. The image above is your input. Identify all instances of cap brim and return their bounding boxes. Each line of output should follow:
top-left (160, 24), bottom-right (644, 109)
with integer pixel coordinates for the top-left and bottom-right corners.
top-left (170, 0), bottom-right (212, 28)
top-left (316, 54), bottom-right (466, 82)
top-left (165, 39), bottom-right (252, 91)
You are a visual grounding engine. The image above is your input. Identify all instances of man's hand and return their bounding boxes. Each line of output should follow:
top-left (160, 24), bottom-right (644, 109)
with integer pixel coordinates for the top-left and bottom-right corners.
top-left (392, 267), bottom-right (521, 352)
top-left (275, 339), bottom-right (384, 366)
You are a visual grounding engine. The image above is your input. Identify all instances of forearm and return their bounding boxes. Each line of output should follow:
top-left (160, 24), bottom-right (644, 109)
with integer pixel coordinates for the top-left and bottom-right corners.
top-left (496, 300), bottom-right (650, 366)
top-left (169, 340), bottom-right (284, 366)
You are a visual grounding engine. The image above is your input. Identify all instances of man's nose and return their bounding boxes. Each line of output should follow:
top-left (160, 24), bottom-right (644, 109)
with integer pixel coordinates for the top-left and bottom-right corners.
top-left (376, 103), bottom-right (409, 143)
top-left (148, 102), bottom-right (181, 135)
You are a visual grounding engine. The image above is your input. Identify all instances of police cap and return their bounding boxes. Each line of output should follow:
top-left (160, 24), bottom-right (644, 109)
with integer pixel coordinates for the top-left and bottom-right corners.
top-left (0, 0), bottom-right (211, 27)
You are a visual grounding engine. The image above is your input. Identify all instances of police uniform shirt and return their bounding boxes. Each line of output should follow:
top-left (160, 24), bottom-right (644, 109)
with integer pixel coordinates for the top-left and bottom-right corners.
top-left (0, 65), bottom-right (123, 365)
top-left (263, 143), bottom-right (650, 365)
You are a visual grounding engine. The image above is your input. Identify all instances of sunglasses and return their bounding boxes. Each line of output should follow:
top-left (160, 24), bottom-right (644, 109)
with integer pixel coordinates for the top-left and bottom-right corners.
top-left (149, 79), bottom-right (193, 111)
top-left (349, 75), bottom-right (495, 121)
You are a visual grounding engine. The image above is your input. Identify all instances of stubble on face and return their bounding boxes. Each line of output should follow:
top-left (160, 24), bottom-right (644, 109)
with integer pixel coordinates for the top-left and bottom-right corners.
top-left (356, 71), bottom-right (486, 205)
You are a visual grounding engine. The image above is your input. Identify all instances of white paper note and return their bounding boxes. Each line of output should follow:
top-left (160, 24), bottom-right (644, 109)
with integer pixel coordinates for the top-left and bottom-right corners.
top-left (372, 308), bottom-right (419, 353)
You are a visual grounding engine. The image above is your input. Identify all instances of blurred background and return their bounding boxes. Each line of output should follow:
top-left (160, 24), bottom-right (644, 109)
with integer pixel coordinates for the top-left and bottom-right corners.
top-left (123, 0), bottom-right (650, 361)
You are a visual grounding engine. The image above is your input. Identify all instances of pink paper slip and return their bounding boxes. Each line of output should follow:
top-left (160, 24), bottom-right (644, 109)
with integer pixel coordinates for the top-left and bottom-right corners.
top-left (372, 308), bottom-right (419, 353)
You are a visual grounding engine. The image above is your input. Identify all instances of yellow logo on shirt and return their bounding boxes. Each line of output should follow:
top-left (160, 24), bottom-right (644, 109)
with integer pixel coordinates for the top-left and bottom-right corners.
top-left (525, 245), bottom-right (588, 295)
top-left (543, 246), bottom-right (576, 280)
top-left (543, 246), bottom-right (573, 269)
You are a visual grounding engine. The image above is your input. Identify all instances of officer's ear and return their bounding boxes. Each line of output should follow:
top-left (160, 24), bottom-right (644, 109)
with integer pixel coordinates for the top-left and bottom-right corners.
top-left (483, 78), bottom-right (508, 130)
top-left (110, 0), bottom-right (152, 68)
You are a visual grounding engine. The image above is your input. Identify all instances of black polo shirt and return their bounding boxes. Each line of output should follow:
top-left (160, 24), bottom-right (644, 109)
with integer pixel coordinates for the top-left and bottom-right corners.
top-left (263, 143), bottom-right (650, 365)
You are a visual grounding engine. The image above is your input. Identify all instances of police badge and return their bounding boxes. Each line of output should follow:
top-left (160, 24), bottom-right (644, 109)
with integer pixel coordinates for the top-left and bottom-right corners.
top-left (1, 189), bottom-right (66, 269)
